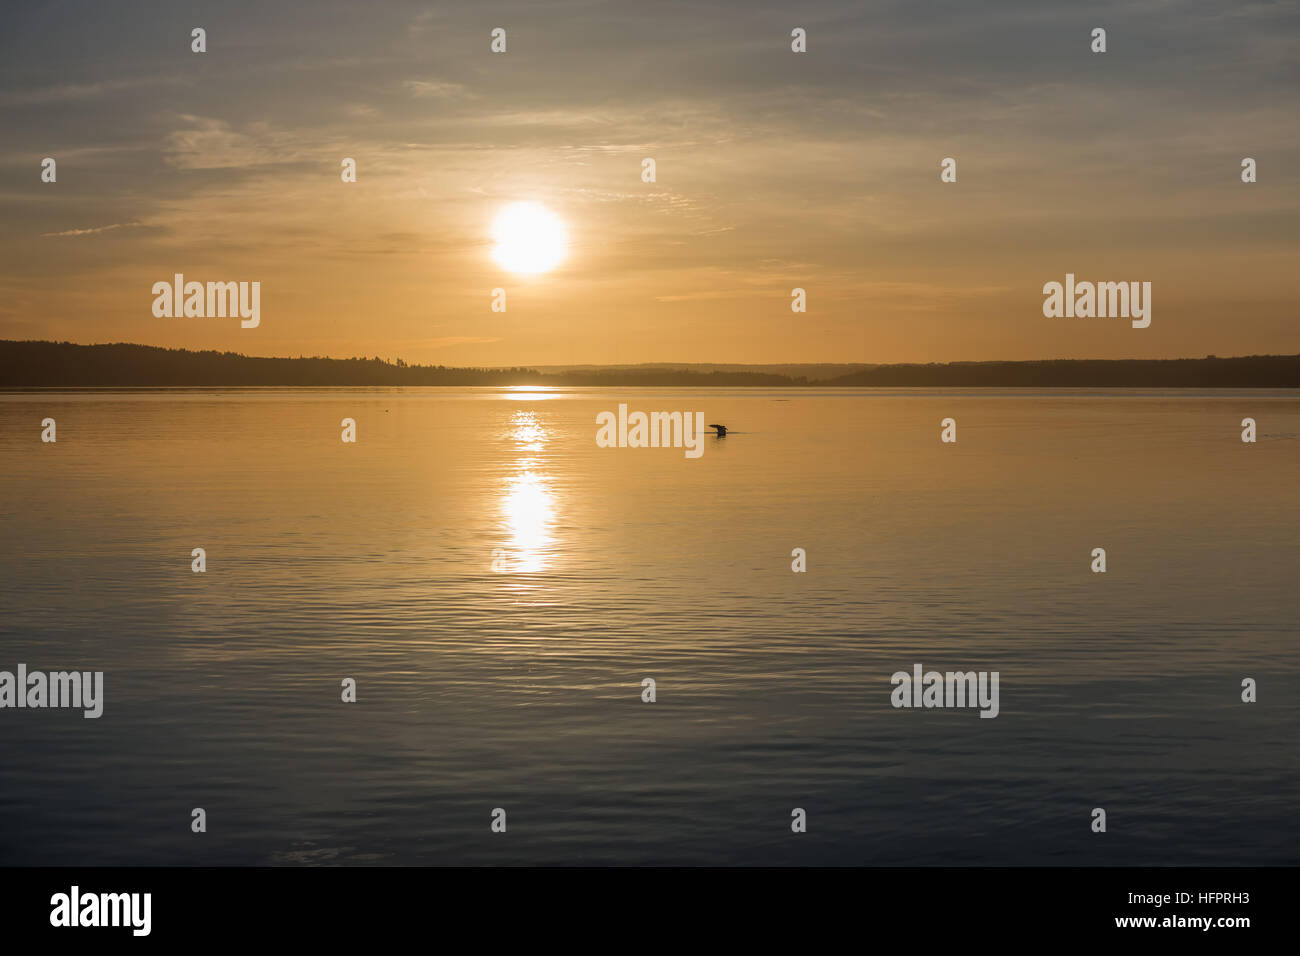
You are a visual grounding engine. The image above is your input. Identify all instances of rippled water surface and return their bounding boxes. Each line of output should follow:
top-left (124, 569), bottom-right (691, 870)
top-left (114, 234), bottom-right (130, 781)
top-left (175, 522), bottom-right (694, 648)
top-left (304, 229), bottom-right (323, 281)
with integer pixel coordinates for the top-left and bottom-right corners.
top-left (1, 388), bottom-right (1297, 865)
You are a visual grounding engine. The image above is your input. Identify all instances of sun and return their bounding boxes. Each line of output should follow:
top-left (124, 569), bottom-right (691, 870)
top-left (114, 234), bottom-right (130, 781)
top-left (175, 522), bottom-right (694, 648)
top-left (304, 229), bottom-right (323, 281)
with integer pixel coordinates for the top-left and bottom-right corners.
top-left (491, 202), bottom-right (567, 274)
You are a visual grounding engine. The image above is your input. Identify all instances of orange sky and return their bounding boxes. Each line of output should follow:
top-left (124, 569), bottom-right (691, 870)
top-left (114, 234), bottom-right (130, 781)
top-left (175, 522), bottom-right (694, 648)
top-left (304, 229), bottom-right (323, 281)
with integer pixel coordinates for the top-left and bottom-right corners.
top-left (2, 0), bottom-right (1297, 366)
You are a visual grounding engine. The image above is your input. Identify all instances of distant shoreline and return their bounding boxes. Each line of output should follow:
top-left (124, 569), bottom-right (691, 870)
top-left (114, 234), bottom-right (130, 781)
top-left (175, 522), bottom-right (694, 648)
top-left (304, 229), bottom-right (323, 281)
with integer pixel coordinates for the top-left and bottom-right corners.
top-left (4, 340), bottom-right (1300, 388)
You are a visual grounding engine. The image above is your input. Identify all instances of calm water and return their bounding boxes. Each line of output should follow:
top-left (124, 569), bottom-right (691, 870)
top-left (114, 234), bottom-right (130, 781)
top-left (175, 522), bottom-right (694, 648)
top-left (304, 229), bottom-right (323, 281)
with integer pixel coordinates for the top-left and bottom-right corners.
top-left (1, 388), bottom-right (1297, 866)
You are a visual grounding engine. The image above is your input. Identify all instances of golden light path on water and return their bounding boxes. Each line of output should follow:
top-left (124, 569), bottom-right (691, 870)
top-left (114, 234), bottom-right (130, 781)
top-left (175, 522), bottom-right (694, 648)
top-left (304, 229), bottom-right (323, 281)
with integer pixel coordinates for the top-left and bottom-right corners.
top-left (501, 402), bottom-right (557, 573)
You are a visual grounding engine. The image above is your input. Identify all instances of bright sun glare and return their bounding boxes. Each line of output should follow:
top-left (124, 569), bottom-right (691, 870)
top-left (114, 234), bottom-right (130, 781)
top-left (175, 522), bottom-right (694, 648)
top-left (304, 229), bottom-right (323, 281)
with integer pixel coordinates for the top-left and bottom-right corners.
top-left (491, 202), bottom-right (567, 274)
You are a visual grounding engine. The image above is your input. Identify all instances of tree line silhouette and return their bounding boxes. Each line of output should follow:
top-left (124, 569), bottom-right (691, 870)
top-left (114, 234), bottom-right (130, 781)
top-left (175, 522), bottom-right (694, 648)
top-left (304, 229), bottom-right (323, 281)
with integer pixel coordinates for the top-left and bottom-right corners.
top-left (3, 340), bottom-right (1300, 388)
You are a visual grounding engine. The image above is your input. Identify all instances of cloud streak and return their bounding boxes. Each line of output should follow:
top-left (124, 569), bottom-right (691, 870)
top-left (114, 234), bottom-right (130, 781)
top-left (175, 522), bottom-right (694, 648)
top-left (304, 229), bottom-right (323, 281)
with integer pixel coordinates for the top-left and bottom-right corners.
top-left (40, 222), bottom-right (142, 238)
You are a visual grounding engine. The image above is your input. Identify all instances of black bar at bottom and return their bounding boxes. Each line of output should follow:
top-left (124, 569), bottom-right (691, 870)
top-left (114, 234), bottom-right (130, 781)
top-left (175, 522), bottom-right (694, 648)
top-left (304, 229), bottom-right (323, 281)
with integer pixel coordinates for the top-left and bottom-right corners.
top-left (0, 866), bottom-right (1277, 941)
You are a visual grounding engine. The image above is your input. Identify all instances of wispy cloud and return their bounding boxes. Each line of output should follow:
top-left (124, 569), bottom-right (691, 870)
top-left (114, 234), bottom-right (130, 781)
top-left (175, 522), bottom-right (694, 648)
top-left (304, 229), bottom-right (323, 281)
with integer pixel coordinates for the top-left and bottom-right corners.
top-left (402, 79), bottom-right (470, 99)
top-left (163, 116), bottom-right (313, 170)
top-left (0, 75), bottom-right (188, 107)
top-left (41, 222), bottom-right (141, 239)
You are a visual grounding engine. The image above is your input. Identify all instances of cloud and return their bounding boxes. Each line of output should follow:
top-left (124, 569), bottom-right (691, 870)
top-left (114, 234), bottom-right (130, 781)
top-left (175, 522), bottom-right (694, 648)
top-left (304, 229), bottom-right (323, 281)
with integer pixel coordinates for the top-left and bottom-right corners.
top-left (402, 79), bottom-right (470, 99)
top-left (163, 116), bottom-right (285, 170)
top-left (40, 222), bottom-right (141, 238)
top-left (0, 75), bottom-right (187, 107)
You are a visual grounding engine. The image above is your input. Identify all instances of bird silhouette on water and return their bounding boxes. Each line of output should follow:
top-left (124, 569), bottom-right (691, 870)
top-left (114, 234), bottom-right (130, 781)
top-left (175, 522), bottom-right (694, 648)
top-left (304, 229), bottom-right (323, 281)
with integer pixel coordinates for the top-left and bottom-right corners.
top-left (708, 423), bottom-right (727, 437)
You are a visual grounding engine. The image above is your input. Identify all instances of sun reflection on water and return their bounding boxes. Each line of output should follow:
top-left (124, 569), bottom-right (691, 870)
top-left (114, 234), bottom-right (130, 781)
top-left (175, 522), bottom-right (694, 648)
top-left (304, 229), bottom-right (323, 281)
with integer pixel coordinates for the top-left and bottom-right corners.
top-left (501, 410), bottom-right (555, 573)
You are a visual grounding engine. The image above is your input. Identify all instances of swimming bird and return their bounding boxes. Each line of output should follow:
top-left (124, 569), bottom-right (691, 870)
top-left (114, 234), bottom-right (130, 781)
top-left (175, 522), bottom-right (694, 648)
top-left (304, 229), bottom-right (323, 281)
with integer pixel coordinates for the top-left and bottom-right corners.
top-left (708, 423), bottom-right (727, 437)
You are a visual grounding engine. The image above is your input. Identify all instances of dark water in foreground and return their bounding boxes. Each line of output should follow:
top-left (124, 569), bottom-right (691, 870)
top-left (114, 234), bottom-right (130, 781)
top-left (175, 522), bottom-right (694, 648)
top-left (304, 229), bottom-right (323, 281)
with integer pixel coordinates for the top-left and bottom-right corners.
top-left (1, 387), bottom-right (1297, 865)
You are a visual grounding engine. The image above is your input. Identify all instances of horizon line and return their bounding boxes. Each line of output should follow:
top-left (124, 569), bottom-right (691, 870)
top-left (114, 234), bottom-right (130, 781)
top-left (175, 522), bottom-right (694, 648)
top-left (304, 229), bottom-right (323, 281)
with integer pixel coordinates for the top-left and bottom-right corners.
top-left (4, 339), bottom-right (1297, 371)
